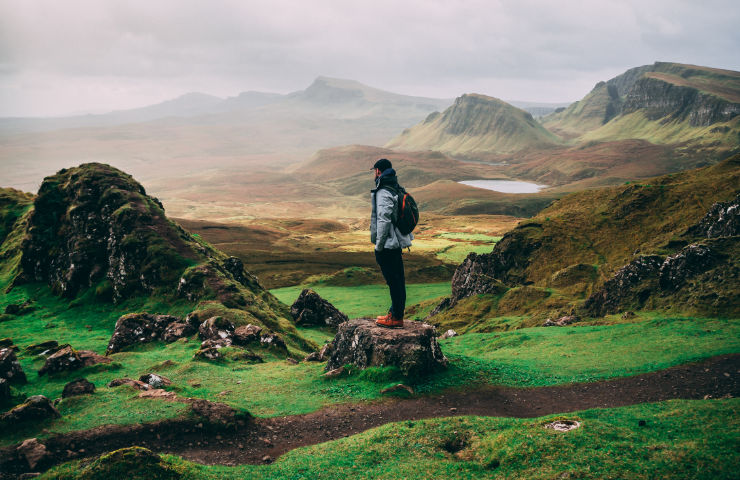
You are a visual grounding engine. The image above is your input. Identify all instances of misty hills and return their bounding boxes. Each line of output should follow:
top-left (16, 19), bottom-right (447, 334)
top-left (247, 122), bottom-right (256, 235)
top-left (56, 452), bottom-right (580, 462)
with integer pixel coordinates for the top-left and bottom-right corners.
top-left (386, 93), bottom-right (562, 155)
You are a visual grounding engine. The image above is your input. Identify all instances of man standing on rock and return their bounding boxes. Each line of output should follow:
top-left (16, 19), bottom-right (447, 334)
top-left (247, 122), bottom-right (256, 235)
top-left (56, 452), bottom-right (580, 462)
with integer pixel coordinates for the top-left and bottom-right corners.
top-left (371, 158), bottom-right (413, 328)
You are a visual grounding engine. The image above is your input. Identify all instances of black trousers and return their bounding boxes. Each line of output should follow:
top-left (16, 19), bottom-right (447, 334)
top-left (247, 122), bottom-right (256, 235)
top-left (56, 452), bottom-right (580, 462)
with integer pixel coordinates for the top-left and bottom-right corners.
top-left (375, 248), bottom-right (406, 319)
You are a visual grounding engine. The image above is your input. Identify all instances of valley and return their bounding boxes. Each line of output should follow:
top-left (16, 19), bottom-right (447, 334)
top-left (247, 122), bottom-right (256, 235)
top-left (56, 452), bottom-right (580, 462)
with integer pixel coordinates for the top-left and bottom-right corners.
top-left (0, 61), bottom-right (738, 479)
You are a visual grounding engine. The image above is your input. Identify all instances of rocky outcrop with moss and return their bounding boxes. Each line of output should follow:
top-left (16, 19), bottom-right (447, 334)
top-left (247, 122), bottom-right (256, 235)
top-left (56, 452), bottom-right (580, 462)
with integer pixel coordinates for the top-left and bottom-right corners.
top-left (429, 156), bottom-right (740, 321)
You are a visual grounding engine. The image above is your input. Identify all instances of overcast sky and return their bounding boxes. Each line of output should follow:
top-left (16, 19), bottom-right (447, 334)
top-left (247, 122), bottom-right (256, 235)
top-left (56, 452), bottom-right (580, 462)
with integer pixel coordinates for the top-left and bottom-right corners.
top-left (1, 0), bottom-right (738, 117)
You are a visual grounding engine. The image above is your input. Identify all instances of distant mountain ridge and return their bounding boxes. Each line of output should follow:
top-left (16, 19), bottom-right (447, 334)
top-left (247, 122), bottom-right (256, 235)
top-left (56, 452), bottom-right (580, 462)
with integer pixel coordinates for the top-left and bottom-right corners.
top-left (386, 93), bottom-right (561, 155)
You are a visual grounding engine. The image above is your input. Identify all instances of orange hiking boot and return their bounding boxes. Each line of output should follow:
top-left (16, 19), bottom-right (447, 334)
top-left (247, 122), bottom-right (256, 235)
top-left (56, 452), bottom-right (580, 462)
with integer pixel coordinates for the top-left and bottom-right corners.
top-left (376, 313), bottom-right (403, 328)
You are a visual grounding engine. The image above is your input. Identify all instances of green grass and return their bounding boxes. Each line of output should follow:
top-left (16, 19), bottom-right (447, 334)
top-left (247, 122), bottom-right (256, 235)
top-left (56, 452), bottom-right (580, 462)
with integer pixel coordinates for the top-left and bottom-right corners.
top-left (436, 233), bottom-right (502, 243)
top-left (44, 398), bottom-right (740, 479)
top-left (270, 282), bottom-right (452, 319)
top-left (442, 316), bottom-right (740, 386)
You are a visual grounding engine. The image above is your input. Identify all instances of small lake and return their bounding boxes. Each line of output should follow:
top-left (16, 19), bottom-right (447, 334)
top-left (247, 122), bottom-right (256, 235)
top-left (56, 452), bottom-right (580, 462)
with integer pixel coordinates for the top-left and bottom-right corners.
top-left (458, 180), bottom-right (548, 194)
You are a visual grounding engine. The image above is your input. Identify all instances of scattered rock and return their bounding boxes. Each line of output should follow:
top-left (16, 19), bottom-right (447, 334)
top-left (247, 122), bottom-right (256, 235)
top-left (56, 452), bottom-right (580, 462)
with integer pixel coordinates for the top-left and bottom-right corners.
top-left (304, 352), bottom-right (321, 362)
top-left (106, 313), bottom-right (182, 354)
top-left (38, 345), bottom-right (110, 376)
top-left (380, 384), bottom-right (414, 395)
top-left (193, 343), bottom-right (224, 361)
top-left (322, 366), bottom-right (346, 378)
top-left (286, 357), bottom-right (299, 365)
top-left (232, 324), bottom-right (262, 345)
top-left (439, 329), bottom-right (458, 340)
top-left (107, 378), bottom-right (151, 391)
top-left (290, 289), bottom-right (349, 328)
top-left (24, 341), bottom-right (60, 356)
top-left (0, 347), bottom-right (27, 384)
top-left (543, 315), bottom-right (578, 327)
top-left (198, 316), bottom-right (234, 343)
top-left (16, 438), bottom-right (48, 470)
top-left (319, 343), bottom-right (333, 360)
top-left (326, 319), bottom-right (447, 377)
top-left (1, 395), bottom-right (60, 424)
top-left (162, 322), bottom-right (195, 343)
top-left (260, 333), bottom-right (287, 351)
top-left (62, 378), bottom-right (96, 398)
top-left (621, 311), bottom-right (637, 320)
top-left (262, 455), bottom-right (273, 464)
top-left (4, 299), bottom-right (34, 316)
top-left (139, 373), bottom-right (172, 389)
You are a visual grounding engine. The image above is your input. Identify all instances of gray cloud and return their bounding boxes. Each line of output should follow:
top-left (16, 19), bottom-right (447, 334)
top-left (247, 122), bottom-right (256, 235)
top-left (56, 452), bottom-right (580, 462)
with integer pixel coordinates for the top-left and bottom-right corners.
top-left (1, 0), bottom-right (738, 116)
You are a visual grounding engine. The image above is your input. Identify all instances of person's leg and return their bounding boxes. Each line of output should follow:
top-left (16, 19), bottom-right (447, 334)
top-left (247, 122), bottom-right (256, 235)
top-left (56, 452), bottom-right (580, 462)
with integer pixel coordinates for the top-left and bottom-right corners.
top-left (375, 249), bottom-right (405, 321)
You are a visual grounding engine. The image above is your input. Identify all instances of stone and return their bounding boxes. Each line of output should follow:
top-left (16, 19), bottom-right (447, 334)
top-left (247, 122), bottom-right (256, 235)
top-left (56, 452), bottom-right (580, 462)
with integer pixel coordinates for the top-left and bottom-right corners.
top-left (139, 373), bottom-right (172, 389)
top-left (0, 337), bottom-right (14, 349)
top-left (107, 378), bottom-right (151, 391)
top-left (0, 378), bottom-right (10, 401)
top-left (686, 193), bottom-right (739, 238)
top-left (4, 299), bottom-right (34, 316)
top-left (380, 384), bottom-right (414, 395)
top-left (658, 243), bottom-right (717, 291)
top-left (326, 319), bottom-right (448, 377)
top-left (138, 389), bottom-right (177, 400)
top-left (198, 316), bottom-right (234, 343)
top-left (232, 324), bottom-right (262, 345)
top-left (439, 329), bottom-right (458, 340)
top-left (38, 346), bottom-right (110, 376)
top-left (62, 378), bottom-right (96, 398)
top-left (162, 322), bottom-right (195, 343)
top-left (260, 332), bottom-right (287, 351)
top-left (304, 352), bottom-right (321, 362)
top-left (543, 315), bottom-right (578, 327)
top-left (621, 311), bottom-right (637, 320)
top-left (0, 347), bottom-right (27, 384)
top-left (322, 366), bottom-right (345, 378)
top-left (16, 438), bottom-right (48, 470)
top-left (106, 313), bottom-right (182, 354)
top-left (1, 395), bottom-right (60, 424)
top-left (194, 344), bottom-right (224, 361)
top-left (584, 255), bottom-right (664, 317)
top-left (25, 340), bottom-right (60, 356)
top-left (286, 357), bottom-right (298, 365)
top-left (290, 289), bottom-right (349, 328)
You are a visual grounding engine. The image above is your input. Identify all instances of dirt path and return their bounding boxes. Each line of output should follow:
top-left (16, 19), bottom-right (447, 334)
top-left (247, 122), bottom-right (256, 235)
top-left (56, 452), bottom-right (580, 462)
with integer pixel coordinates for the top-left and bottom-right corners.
top-left (3, 354), bottom-right (738, 477)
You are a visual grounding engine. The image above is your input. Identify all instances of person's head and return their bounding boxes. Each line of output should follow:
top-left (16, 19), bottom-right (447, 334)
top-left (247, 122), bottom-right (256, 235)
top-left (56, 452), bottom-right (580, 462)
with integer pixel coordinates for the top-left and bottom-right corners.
top-left (371, 158), bottom-right (392, 179)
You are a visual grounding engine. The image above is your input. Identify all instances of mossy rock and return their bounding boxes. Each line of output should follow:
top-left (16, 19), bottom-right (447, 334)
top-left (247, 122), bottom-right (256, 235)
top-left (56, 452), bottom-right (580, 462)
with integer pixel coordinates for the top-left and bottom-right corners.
top-left (67, 447), bottom-right (185, 480)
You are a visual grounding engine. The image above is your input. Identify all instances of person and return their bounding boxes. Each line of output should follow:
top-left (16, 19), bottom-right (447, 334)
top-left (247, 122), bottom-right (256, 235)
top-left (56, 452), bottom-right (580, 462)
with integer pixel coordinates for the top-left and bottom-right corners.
top-left (370, 158), bottom-right (413, 328)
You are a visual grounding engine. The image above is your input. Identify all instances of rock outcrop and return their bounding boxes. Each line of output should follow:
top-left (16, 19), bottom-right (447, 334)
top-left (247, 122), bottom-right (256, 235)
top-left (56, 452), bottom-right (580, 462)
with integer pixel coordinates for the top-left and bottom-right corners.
top-left (326, 319), bottom-right (447, 376)
top-left (686, 193), bottom-right (739, 238)
top-left (290, 289), bottom-right (348, 328)
top-left (15, 163), bottom-right (200, 301)
top-left (233, 324), bottom-right (262, 345)
top-left (198, 316), bottom-right (235, 344)
top-left (106, 313), bottom-right (187, 354)
top-left (62, 378), bottom-right (96, 398)
top-left (583, 255), bottom-right (663, 316)
top-left (0, 348), bottom-right (27, 384)
top-left (38, 345), bottom-right (111, 376)
top-left (1, 395), bottom-right (60, 425)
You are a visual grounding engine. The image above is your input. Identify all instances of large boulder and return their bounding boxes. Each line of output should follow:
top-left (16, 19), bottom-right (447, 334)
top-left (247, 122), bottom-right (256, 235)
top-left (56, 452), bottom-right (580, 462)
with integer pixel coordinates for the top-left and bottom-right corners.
top-left (326, 319), bottom-right (448, 376)
top-left (233, 324), bottom-right (262, 345)
top-left (38, 345), bottom-right (110, 376)
top-left (106, 313), bottom-right (183, 354)
top-left (16, 438), bottom-right (49, 470)
top-left (0, 347), bottom-right (27, 384)
top-left (1, 395), bottom-right (60, 424)
top-left (25, 340), bottom-right (61, 356)
top-left (290, 289), bottom-right (348, 328)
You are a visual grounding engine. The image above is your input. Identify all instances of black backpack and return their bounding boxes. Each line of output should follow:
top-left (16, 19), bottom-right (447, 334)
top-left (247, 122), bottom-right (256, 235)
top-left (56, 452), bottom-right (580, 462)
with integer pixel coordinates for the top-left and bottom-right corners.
top-left (378, 184), bottom-right (419, 235)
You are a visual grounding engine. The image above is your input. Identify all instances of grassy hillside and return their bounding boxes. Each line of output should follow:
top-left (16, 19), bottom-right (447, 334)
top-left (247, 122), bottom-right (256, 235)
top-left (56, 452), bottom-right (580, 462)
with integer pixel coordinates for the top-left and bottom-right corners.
top-left (386, 94), bottom-right (562, 155)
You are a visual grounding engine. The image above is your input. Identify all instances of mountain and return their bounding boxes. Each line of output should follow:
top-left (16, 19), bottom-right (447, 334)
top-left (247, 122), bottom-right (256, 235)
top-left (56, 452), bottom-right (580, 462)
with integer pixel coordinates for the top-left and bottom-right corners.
top-left (1, 163), bottom-right (312, 351)
top-left (428, 155), bottom-right (740, 331)
top-left (543, 62), bottom-right (740, 152)
top-left (385, 94), bottom-right (562, 156)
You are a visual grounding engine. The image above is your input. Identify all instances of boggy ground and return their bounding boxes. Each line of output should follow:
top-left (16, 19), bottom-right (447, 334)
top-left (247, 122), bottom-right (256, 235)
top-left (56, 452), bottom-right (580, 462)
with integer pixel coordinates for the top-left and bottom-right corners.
top-left (3, 354), bottom-right (737, 477)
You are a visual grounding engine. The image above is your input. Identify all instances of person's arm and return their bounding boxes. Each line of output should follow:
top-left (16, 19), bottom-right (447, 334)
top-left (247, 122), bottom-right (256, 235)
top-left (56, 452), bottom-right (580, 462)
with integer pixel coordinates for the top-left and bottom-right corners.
top-left (375, 189), bottom-right (394, 251)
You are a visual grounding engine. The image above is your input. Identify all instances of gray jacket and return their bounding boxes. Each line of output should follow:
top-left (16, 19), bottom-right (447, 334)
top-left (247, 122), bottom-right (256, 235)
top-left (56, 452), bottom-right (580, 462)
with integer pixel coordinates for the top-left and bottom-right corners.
top-left (370, 171), bottom-right (414, 251)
